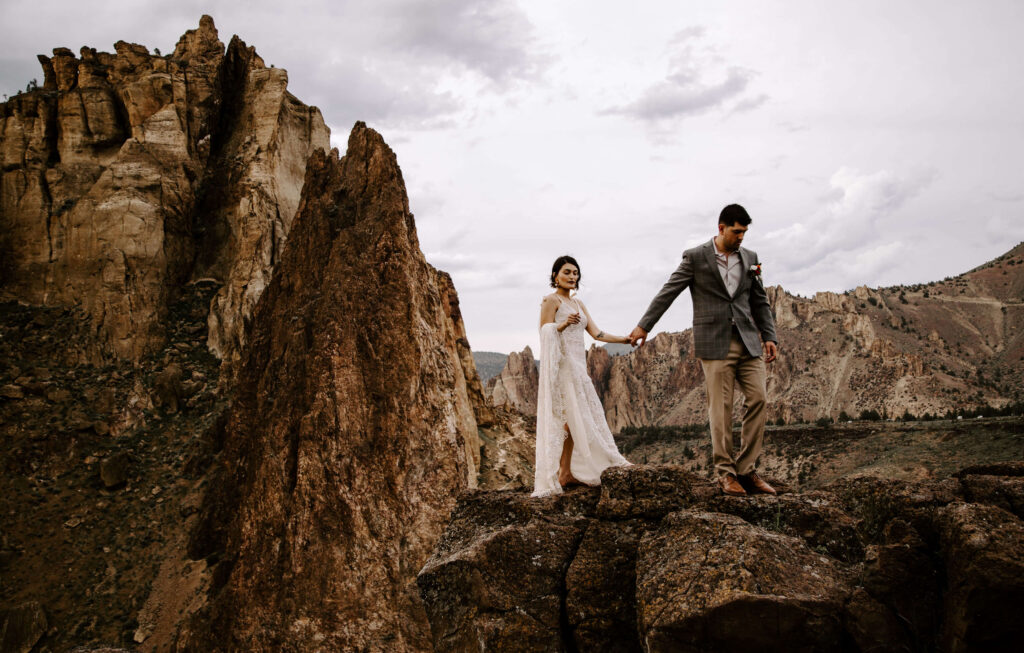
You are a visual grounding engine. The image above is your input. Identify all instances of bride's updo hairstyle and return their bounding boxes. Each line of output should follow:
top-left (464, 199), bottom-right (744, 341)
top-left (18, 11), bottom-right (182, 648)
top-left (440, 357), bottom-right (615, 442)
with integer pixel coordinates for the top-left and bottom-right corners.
top-left (550, 255), bottom-right (581, 289)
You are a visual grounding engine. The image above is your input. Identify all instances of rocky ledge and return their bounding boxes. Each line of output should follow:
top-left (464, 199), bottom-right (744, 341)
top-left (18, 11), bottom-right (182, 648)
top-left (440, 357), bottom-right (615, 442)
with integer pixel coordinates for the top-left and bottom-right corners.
top-left (418, 463), bottom-right (1024, 652)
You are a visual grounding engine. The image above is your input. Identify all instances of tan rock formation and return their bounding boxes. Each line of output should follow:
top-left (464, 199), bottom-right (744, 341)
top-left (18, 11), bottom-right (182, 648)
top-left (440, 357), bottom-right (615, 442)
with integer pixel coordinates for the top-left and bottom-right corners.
top-left (586, 343), bottom-right (612, 398)
top-left (589, 330), bottom-right (705, 432)
top-left (486, 345), bottom-right (538, 415)
top-left (0, 16), bottom-right (328, 363)
top-left (181, 125), bottom-right (482, 651)
top-left (198, 35), bottom-right (329, 369)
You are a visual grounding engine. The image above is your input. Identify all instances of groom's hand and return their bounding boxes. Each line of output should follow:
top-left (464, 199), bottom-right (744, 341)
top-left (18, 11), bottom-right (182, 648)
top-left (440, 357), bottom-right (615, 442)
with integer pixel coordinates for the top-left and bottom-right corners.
top-left (764, 341), bottom-right (778, 363)
top-left (629, 326), bottom-right (648, 347)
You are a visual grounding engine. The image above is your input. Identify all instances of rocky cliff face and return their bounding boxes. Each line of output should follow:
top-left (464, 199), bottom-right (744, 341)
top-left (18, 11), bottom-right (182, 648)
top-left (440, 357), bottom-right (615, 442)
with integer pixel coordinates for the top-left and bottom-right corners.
top-left (419, 462), bottom-right (1024, 652)
top-left (178, 125), bottom-right (484, 651)
top-left (485, 345), bottom-right (538, 416)
top-left (591, 243), bottom-right (1024, 429)
top-left (590, 331), bottom-right (705, 432)
top-left (0, 16), bottom-right (329, 364)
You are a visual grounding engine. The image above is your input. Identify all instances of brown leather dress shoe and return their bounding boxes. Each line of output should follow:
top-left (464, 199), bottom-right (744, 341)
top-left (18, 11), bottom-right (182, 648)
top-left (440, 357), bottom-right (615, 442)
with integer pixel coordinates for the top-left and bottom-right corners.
top-left (743, 472), bottom-right (777, 495)
top-left (719, 473), bottom-right (747, 496)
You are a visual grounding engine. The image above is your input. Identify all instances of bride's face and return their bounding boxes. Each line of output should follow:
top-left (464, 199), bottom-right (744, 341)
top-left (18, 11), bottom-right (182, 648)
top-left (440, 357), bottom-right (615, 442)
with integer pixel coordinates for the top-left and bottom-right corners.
top-left (556, 263), bottom-right (579, 290)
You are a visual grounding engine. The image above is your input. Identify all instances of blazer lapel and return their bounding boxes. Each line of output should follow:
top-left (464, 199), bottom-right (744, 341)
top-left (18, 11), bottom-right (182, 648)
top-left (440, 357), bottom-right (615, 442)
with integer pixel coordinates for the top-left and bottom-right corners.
top-left (703, 241), bottom-right (732, 299)
top-left (733, 248), bottom-right (751, 298)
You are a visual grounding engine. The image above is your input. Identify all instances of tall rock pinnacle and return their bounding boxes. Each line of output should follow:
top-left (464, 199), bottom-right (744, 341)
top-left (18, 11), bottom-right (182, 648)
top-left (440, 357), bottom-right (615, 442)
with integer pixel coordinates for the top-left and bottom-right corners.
top-left (180, 124), bottom-right (483, 651)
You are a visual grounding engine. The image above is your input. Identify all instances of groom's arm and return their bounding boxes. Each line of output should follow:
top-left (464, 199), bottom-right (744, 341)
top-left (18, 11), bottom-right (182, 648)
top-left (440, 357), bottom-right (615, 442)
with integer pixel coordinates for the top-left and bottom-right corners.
top-left (748, 255), bottom-right (777, 344)
top-left (637, 252), bottom-right (695, 333)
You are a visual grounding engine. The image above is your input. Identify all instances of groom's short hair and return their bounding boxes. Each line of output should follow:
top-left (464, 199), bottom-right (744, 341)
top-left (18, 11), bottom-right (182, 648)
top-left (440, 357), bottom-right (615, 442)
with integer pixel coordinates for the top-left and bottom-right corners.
top-left (719, 204), bottom-right (751, 227)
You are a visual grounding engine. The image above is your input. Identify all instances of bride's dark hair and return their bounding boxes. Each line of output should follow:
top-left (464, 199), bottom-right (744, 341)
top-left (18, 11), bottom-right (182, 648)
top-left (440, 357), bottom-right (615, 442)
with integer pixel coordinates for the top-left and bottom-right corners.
top-left (550, 255), bottom-right (581, 289)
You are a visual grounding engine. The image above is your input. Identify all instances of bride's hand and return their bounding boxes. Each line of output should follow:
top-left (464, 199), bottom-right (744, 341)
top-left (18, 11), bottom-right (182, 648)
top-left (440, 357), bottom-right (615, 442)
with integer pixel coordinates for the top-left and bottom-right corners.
top-left (559, 312), bottom-right (581, 331)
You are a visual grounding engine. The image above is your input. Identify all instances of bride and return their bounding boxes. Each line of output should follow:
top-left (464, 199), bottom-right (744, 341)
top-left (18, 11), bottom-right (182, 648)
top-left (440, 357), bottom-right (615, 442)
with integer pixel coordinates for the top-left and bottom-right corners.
top-left (533, 255), bottom-right (632, 497)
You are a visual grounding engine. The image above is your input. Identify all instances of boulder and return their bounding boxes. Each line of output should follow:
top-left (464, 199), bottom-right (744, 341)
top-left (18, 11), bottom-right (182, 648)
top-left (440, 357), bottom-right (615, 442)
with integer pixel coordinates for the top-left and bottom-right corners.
top-left (153, 363), bottom-right (184, 413)
top-left (825, 476), bottom-right (963, 541)
top-left (856, 519), bottom-right (942, 651)
top-left (596, 464), bottom-right (714, 519)
top-left (565, 519), bottom-right (644, 652)
top-left (636, 510), bottom-right (852, 652)
top-left (99, 452), bottom-right (131, 489)
top-left (701, 491), bottom-right (864, 563)
top-left (937, 502), bottom-right (1024, 651)
top-left (418, 492), bottom-right (590, 652)
top-left (419, 463), bottom-right (1024, 651)
top-left (960, 474), bottom-right (1024, 519)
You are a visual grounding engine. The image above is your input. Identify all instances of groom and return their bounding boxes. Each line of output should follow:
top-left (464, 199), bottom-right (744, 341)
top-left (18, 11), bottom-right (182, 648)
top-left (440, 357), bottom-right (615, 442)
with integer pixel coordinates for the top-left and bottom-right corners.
top-left (629, 204), bottom-right (779, 497)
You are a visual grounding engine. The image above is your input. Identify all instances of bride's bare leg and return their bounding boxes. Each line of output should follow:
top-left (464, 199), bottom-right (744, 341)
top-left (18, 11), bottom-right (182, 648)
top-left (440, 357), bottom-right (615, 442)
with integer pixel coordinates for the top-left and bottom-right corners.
top-left (558, 424), bottom-right (580, 486)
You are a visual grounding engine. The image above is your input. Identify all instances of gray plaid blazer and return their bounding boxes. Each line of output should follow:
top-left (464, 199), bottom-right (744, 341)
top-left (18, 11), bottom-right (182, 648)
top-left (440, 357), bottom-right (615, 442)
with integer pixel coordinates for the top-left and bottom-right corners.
top-left (638, 240), bottom-right (778, 359)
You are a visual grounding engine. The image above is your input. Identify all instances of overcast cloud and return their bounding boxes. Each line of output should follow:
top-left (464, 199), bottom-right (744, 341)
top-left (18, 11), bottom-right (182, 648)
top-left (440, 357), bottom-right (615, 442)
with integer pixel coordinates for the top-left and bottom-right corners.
top-left (2, 0), bottom-right (1022, 355)
top-left (603, 28), bottom-right (760, 125)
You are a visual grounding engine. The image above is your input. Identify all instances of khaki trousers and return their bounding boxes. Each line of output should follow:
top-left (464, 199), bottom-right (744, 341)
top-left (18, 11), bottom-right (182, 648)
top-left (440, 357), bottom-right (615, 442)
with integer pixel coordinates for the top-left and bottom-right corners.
top-left (699, 333), bottom-right (768, 478)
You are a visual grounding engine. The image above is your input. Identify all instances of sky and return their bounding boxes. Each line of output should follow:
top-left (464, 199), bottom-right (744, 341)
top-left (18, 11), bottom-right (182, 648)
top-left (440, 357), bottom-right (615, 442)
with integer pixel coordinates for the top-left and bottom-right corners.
top-left (2, 0), bottom-right (1023, 354)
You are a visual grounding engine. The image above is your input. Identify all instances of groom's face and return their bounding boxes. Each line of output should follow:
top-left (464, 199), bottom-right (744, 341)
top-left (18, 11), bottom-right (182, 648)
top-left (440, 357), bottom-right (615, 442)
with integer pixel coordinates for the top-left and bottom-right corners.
top-left (717, 223), bottom-right (748, 252)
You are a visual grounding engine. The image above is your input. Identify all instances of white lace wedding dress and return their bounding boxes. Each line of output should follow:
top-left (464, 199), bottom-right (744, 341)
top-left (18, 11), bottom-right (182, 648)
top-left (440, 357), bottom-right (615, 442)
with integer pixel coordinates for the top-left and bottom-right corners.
top-left (533, 297), bottom-right (631, 497)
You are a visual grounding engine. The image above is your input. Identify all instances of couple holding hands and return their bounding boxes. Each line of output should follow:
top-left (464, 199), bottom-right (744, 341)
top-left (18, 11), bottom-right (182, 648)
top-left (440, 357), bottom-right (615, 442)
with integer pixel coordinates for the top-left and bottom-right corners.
top-left (533, 204), bottom-right (779, 498)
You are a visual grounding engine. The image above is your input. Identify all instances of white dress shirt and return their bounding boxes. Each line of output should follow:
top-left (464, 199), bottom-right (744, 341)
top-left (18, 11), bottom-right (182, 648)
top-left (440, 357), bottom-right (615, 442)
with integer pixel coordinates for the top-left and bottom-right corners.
top-left (712, 238), bottom-right (741, 296)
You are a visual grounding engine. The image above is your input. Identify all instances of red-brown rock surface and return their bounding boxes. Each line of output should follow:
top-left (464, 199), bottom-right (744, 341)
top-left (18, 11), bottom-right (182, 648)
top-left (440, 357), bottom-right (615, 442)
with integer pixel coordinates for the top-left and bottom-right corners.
top-left (178, 124), bottom-right (484, 651)
top-left (0, 16), bottom-right (329, 363)
top-left (419, 462), bottom-right (1024, 652)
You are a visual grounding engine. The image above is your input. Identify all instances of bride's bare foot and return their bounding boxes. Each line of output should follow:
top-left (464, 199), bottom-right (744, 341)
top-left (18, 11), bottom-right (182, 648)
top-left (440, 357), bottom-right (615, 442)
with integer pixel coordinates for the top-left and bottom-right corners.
top-left (559, 472), bottom-right (582, 487)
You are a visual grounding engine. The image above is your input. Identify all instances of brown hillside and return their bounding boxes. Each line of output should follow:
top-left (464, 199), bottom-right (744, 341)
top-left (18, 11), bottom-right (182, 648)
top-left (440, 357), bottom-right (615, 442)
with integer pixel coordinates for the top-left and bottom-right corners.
top-left (592, 242), bottom-right (1024, 430)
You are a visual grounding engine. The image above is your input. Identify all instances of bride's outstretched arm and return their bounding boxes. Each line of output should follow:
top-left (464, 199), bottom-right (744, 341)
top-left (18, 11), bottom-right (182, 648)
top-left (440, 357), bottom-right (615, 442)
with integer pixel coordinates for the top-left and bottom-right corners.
top-left (579, 301), bottom-right (630, 344)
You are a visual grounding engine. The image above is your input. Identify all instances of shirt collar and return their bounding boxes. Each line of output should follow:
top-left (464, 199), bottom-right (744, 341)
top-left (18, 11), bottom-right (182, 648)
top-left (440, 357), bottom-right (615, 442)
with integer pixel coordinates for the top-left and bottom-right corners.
top-left (711, 237), bottom-right (736, 258)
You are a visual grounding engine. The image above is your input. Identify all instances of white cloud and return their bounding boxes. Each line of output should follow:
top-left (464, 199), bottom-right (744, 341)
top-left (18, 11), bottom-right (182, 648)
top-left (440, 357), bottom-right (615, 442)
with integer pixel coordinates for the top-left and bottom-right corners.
top-left (980, 215), bottom-right (1024, 247)
top-left (0, 0), bottom-right (547, 130)
top-left (3, 0), bottom-right (1023, 355)
top-left (601, 27), bottom-right (764, 125)
top-left (731, 93), bottom-right (769, 114)
top-left (761, 167), bottom-right (938, 293)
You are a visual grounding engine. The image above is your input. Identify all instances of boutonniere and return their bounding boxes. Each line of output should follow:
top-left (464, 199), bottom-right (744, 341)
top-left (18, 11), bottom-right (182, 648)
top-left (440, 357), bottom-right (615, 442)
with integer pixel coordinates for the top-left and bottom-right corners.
top-left (748, 264), bottom-right (763, 287)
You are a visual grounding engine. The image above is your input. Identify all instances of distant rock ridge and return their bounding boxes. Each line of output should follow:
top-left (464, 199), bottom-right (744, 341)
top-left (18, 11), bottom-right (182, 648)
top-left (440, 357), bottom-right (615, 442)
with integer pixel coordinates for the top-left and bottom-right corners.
top-left (0, 15), bottom-right (329, 364)
top-left (418, 462), bottom-right (1024, 652)
top-left (587, 244), bottom-right (1024, 431)
top-left (485, 345), bottom-right (538, 415)
top-left (179, 124), bottom-right (485, 651)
